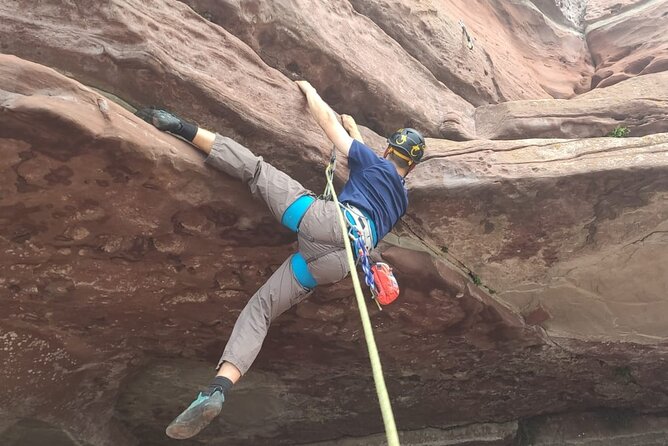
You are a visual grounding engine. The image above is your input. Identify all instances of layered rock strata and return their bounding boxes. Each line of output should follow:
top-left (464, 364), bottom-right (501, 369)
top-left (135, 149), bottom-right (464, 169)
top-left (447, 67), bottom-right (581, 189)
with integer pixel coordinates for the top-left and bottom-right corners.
top-left (2, 0), bottom-right (668, 444)
top-left (0, 0), bottom-right (475, 140)
top-left (586, 0), bottom-right (668, 88)
top-left (2, 53), bottom-right (668, 446)
top-left (408, 134), bottom-right (668, 343)
top-left (475, 71), bottom-right (668, 139)
top-left (347, 0), bottom-right (592, 102)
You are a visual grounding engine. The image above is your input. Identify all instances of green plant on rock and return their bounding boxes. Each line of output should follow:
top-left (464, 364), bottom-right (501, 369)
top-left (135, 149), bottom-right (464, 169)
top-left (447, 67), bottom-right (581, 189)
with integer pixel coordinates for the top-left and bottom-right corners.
top-left (469, 272), bottom-right (482, 286)
top-left (608, 125), bottom-right (630, 138)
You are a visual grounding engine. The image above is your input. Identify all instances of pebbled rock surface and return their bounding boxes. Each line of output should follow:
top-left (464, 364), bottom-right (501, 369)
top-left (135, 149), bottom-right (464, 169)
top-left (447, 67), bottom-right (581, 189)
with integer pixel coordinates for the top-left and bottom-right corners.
top-left (408, 134), bottom-right (668, 344)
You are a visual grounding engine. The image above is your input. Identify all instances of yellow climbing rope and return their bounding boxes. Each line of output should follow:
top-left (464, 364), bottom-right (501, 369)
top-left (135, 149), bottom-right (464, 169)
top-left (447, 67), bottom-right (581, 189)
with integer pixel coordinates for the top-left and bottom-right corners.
top-left (324, 161), bottom-right (401, 446)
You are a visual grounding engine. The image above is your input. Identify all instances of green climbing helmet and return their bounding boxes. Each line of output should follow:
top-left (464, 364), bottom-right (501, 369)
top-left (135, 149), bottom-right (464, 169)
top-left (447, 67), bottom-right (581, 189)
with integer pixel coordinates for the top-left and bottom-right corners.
top-left (385, 128), bottom-right (425, 166)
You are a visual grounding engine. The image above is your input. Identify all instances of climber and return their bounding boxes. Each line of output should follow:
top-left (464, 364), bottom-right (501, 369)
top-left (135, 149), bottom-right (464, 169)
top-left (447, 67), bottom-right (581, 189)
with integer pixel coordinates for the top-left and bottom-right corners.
top-left (135, 79), bottom-right (426, 440)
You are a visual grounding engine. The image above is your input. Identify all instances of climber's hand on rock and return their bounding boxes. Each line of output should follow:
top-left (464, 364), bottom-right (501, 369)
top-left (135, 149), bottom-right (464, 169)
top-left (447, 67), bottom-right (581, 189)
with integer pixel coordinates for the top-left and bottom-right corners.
top-left (135, 107), bottom-right (183, 133)
top-left (295, 80), bottom-right (315, 96)
top-left (341, 114), bottom-right (356, 132)
top-left (341, 114), bottom-right (363, 142)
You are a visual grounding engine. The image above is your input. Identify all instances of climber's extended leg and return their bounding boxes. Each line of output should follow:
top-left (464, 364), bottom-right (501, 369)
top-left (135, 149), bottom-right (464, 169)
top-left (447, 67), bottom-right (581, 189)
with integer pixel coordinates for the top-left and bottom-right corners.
top-left (166, 135), bottom-right (351, 440)
top-left (205, 134), bottom-right (315, 232)
top-left (165, 247), bottom-right (348, 439)
top-left (218, 243), bottom-right (348, 373)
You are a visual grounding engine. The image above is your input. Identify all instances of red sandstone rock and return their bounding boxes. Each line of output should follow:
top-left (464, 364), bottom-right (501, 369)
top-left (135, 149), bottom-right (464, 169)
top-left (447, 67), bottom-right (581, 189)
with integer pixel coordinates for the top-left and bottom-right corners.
top-left (524, 305), bottom-right (552, 326)
top-left (475, 71), bottom-right (668, 139)
top-left (0, 0), bottom-right (336, 189)
top-left (408, 134), bottom-right (668, 344)
top-left (179, 0), bottom-right (476, 138)
top-left (2, 0), bottom-right (668, 444)
top-left (0, 0), bottom-right (476, 141)
top-left (3, 54), bottom-right (668, 445)
top-left (586, 0), bottom-right (668, 89)
top-left (584, 0), bottom-right (648, 24)
top-left (347, 0), bottom-right (592, 102)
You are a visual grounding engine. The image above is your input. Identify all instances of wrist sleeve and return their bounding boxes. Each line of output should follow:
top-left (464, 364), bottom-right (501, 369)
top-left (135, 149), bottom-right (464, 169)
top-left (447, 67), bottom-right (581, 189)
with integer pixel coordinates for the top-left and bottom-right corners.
top-left (175, 120), bottom-right (198, 142)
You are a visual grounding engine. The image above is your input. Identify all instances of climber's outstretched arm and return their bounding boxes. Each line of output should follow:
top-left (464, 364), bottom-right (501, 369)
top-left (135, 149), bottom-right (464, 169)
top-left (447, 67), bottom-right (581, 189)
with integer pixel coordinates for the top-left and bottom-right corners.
top-left (296, 80), bottom-right (353, 157)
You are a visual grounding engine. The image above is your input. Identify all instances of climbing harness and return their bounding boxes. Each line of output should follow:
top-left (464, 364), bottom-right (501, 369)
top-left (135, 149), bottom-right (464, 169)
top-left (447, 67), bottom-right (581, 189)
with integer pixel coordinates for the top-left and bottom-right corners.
top-left (342, 206), bottom-right (399, 306)
top-left (324, 148), bottom-right (398, 309)
top-left (323, 145), bottom-right (401, 446)
top-left (341, 202), bottom-right (374, 253)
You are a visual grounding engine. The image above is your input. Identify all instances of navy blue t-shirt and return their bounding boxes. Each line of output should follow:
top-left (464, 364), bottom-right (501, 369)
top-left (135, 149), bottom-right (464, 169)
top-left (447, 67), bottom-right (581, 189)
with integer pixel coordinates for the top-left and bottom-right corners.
top-left (339, 139), bottom-right (408, 241)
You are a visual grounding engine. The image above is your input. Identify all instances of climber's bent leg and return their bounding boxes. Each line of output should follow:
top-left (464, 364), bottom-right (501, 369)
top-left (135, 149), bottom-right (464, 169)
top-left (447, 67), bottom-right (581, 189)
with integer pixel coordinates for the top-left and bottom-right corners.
top-left (166, 253), bottom-right (316, 440)
top-left (205, 134), bottom-right (315, 231)
top-left (297, 199), bottom-right (346, 245)
top-left (217, 254), bottom-right (312, 374)
top-left (165, 247), bottom-right (349, 439)
top-left (218, 243), bottom-right (349, 374)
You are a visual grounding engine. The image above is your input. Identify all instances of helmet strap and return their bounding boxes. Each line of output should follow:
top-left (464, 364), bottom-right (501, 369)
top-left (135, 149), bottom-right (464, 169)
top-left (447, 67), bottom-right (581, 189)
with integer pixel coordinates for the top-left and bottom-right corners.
top-left (385, 147), bottom-right (414, 165)
top-left (385, 147), bottom-right (416, 178)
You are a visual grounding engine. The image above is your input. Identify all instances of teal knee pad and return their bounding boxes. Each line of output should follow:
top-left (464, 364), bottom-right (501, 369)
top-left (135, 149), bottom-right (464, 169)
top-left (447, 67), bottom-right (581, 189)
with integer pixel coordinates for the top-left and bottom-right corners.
top-left (290, 252), bottom-right (317, 290)
top-left (281, 195), bottom-right (315, 232)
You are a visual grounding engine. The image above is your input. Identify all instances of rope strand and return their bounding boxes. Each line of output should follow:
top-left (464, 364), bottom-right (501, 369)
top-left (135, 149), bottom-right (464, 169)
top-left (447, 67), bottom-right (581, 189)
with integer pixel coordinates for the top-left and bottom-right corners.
top-left (324, 160), bottom-right (400, 446)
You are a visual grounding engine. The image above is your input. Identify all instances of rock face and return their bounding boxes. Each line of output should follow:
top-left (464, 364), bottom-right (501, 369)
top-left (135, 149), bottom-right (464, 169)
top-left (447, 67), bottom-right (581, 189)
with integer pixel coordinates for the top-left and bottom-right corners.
top-left (0, 0), bottom-right (335, 182)
top-left (184, 0), bottom-right (593, 108)
top-left (586, 0), bottom-right (668, 89)
top-left (408, 134), bottom-right (668, 343)
top-left (584, 0), bottom-right (646, 23)
top-left (347, 0), bottom-right (592, 102)
top-left (522, 410), bottom-right (668, 445)
top-left (475, 71), bottom-right (668, 139)
top-left (178, 0), bottom-right (476, 138)
top-left (2, 55), bottom-right (547, 445)
top-left (0, 0), bottom-right (479, 140)
top-left (1, 0), bottom-right (668, 445)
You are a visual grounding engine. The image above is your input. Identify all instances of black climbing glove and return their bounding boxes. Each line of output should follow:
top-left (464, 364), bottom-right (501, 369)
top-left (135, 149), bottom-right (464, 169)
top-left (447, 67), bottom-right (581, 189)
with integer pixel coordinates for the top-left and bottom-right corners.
top-left (135, 107), bottom-right (198, 142)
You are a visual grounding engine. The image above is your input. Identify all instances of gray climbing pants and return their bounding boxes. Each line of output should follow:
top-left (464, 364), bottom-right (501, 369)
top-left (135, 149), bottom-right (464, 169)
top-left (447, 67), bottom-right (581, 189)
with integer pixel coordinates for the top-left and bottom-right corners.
top-left (205, 135), bottom-right (350, 374)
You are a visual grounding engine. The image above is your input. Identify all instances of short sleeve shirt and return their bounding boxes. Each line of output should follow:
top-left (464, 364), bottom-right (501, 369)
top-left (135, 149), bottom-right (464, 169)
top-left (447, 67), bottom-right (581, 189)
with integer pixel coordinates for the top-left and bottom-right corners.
top-left (339, 140), bottom-right (408, 240)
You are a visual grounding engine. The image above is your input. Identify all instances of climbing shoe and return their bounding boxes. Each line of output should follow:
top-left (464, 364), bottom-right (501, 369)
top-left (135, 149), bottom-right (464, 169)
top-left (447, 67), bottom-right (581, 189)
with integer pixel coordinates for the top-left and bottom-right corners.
top-left (135, 107), bottom-right (183, 132)
top-left (135, 107), bottom-right (198, 142)
top-left (165, 390), bottom-right (224, 439)
top-left (166, 376), bottom-right (233, 439)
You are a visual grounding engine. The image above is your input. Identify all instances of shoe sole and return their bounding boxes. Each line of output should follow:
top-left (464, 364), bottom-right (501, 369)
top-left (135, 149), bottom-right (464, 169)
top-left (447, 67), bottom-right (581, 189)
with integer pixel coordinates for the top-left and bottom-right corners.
top-left (165, 394), bottom-right (223, 439)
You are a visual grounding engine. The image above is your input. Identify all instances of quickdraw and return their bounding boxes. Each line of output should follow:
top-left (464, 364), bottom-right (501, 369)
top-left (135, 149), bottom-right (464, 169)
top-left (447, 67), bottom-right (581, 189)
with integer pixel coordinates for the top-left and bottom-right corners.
top-left (349, 225), bottom-right (382, 309)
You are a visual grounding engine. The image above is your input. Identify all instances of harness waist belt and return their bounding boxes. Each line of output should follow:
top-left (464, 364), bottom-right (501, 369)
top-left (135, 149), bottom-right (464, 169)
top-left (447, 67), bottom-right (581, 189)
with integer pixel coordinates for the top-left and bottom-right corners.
top-left (341, 203), bottom-right (377, 252)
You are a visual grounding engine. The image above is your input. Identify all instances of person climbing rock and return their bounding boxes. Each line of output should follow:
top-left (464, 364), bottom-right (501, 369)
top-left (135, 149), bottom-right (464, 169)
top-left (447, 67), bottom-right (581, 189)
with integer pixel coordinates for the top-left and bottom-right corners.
top-left (135, 79), bottom-right (426, 440)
